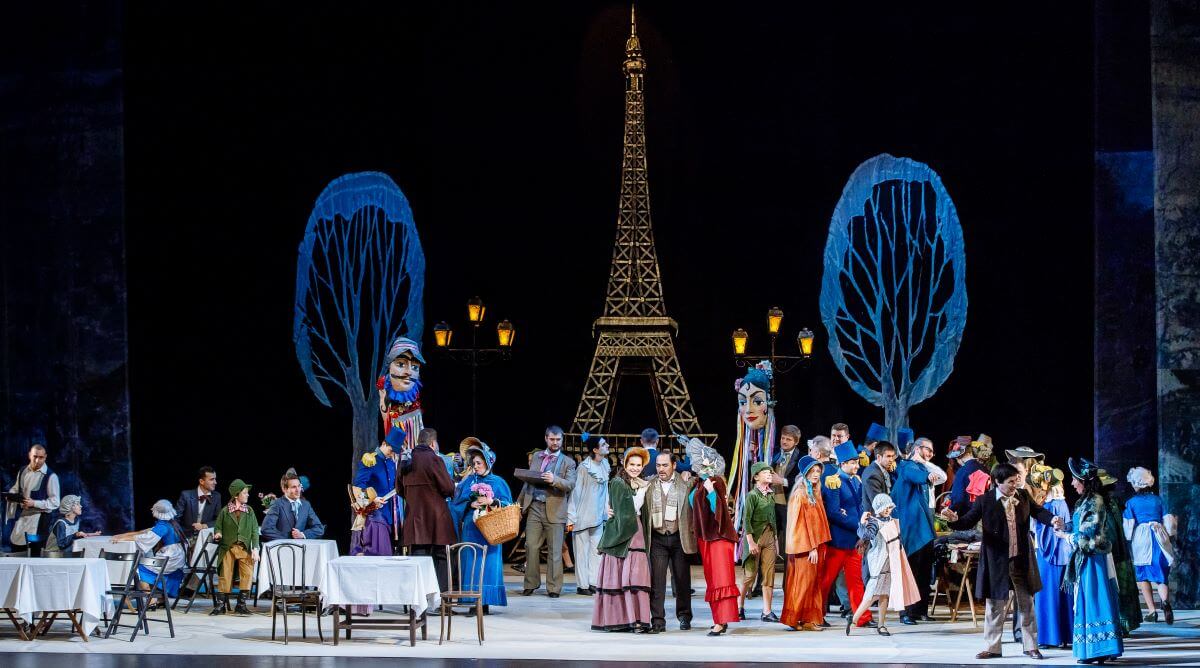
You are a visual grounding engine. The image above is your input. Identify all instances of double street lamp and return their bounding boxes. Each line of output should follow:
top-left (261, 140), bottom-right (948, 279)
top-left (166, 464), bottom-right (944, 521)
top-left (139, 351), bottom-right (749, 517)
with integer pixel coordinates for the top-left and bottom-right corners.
top-left (732, 306), bottom-right (815, 400)
top-left (432, 296), bottom-right (514, 433)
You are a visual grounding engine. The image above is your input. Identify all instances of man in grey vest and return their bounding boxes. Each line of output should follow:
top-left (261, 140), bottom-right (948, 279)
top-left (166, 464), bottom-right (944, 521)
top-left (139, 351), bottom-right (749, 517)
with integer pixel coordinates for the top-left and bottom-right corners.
top-left (647, 451), bottom-right (696, 632)
top-left (6, 444), bottom-right (60, 556)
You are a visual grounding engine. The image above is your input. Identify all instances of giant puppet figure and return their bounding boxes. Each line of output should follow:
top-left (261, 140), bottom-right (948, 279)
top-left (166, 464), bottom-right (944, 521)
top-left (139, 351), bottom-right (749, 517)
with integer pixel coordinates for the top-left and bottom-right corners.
top-left (729, 362), bottom-right (777, 548)
top-left (377, 337), bottom-right (425, 449)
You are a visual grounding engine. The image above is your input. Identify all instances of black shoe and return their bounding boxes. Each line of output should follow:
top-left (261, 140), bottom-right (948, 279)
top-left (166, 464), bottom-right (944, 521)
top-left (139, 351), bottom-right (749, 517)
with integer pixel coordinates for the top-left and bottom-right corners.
top-left (845, 617), bottom-right (853, 635)
top-left (679, 619), bottom-right (691, 630)
top-left (548, 592), bottom-right (560, 598)
top-left (899, 614), bottom-right (917, 625)
top-left (1164, 603), bottom-right (1174, 625)
top-left (918, 614), bottom-right (935, 622)
top-left (761, 611), bottom-right (779, 623)
top-left (861, 620), bottom-right (878, 628)
top-left (1144, 611), bottom-right (1159, 623)
top-left (877, 625), bottom-right (891, 636)
top-left (589, 586), bottom-right (597, 595)
top-left (648, 625), bottom-right (665, 634)
top-left (234, 594), bottom-right (252, 615)
top-left (738, 608), bottom-right (746, 621)
top-left (706, 624), bottom-right (727, 636)
top-left (521, 588), bottom-right (536, 596)
top-left (839, 608), bottom-right (850, 618)
top-left (577, 587), bottom-right (593, 596)
top-left (689, 588), bottom-right (696, 595)
top-left (209, 595), bottom-right (227, 616)
top-left (818, 619), bottom-right (831, 627)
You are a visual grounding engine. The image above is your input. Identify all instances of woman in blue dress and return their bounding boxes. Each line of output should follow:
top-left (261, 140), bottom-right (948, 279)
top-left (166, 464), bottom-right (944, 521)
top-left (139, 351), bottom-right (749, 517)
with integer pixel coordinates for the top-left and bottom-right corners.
top-left (114, 499), bottom-right (188, 605)
top-left (449, 440), bottom-right (512, 613)
top-left (1123, 466), bottom-right (1176, 624)
top-left (1066, 458), bottom-right (1123, 665)
top-left (1033, 473), bottom-right (1073, 649)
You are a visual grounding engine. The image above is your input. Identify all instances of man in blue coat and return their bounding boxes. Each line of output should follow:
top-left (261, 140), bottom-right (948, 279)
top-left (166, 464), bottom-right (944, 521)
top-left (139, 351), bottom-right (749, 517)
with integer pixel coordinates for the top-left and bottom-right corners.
top-left (820, 442), bottom-right (872, 627)
top-left (261, 469), bottom-right (325, 542)
top-left (352, 426), bottom-right (403, 553)
top-left (891, 436), bottom-right (946, 625)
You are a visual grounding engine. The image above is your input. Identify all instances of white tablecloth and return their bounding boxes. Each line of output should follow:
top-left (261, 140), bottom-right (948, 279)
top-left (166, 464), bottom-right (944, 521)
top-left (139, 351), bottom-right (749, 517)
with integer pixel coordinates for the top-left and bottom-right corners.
top-left (73, 536), bottom-right (139, 585)
top-left (190, 527), bottom-right (214, 564)
top-left (257, 539), bottom-right (339, 594)
top-left (0, 557), bottom-right (112, 635)
top-left (322, 556), bottom-right (440, 617)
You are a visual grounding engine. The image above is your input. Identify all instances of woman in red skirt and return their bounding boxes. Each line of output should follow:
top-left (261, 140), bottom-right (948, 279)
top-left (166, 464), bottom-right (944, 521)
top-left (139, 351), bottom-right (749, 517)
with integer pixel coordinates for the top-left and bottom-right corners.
top-left (691, 470), bottom-right (739, 636)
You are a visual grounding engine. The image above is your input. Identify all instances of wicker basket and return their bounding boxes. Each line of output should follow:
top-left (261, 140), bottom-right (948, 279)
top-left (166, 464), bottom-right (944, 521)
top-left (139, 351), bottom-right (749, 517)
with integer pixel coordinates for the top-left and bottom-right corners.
top-left (474, 503), bottom-right (520, 545)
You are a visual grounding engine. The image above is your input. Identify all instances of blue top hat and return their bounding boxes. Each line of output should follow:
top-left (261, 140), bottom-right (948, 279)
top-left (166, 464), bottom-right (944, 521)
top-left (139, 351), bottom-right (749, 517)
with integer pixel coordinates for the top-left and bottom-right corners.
top-left (834, 442), bottom-right (859, 464)
top-left (865, 422), bottom-right (889, 443)
top-left (384, 426), bottom-right (407, 450)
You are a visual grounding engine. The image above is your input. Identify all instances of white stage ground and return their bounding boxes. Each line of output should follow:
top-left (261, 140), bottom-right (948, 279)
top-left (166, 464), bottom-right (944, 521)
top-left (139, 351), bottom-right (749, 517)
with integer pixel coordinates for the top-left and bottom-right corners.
top-left (2, 566), bottom-right (1197, 665)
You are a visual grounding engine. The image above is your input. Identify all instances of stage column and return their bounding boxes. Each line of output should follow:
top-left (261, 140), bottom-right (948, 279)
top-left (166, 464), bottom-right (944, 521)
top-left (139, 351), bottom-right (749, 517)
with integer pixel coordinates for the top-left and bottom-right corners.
top-left (1152, 0), bottom-right (1200, 609)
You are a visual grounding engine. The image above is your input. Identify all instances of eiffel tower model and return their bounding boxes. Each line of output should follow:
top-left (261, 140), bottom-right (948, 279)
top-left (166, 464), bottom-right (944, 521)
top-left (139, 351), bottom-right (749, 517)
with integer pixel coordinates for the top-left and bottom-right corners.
top-left (568, 8), bottom-right (714, 457)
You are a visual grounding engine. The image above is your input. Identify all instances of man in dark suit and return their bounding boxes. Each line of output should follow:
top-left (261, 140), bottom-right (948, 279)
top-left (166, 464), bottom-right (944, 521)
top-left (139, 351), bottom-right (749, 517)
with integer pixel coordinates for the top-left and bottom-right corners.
top-left (261, 469), bottom-right (325, 542)
top-left (860, 442), bottom-right (898, 508)
top-left (769, 425), bottom-right (803, 566)
top-left (941, 462), bottom-right (1065, 660)
top-left (175, 466), bottom-right (221, 539)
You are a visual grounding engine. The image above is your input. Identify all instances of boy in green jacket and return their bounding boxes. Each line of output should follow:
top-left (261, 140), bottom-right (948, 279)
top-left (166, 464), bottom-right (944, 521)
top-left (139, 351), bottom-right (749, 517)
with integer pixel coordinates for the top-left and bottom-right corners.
top-left (738, 462), bottom-right (779, 621)
top-left (210, 479), bottom-right (260, 615)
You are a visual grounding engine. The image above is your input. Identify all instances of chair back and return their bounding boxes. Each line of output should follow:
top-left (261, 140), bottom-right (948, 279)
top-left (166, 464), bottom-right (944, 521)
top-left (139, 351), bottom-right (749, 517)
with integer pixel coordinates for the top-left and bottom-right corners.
top-left (444, 542), bottom-right (487, 594)
top-left (42, 551), bottom-right (68, 558)
top-left (138, 554), bottom-right (170, 593)
top-left (63, 550), bottom-right (86, 558)
top-left (101, 549), bottom-right (140, 588)
top-left (264, 542), bottom-right (307, 590)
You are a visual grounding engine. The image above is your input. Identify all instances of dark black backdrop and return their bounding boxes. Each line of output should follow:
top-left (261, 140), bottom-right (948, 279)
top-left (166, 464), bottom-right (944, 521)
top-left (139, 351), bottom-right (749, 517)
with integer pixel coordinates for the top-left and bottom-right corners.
top-left (123, 2), bottom-right (1094, 543)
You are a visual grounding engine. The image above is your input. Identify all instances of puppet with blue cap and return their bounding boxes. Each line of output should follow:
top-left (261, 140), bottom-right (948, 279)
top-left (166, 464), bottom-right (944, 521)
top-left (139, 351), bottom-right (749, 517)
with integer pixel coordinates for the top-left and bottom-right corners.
top-left (376, 336), bottom-right (426, 452)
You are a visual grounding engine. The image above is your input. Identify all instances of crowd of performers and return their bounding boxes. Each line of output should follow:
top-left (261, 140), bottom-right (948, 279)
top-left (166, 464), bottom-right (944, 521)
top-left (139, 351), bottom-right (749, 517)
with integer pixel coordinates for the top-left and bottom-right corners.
top-left (2, 338), bottom-right (1180, 663)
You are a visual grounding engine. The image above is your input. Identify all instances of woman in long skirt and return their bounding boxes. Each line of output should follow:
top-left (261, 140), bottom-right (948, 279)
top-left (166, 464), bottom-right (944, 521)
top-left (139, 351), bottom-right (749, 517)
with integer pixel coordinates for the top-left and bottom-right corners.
top-left (779, 456), bottom-right (831, 631)
top-left (592, 447), bottom-right (653, 632)
top-left (1033, 476), bottom-right (1074, 648)
top-left (1067, 458), bottom-right (1124, 665)
top-left (1123, 466), bottom-right (1176, 624)
top-left (691, 472), bottom-right (739, 636)
top-left (448, 441), bottom-right (513, 613)
top-left (848, 493), bottom-right (920, 636)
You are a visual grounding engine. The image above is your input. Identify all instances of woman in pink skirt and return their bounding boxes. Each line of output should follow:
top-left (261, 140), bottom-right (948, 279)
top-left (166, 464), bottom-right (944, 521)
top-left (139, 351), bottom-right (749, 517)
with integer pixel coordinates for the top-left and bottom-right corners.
top-left (591, 446), bottom-right (653, 633)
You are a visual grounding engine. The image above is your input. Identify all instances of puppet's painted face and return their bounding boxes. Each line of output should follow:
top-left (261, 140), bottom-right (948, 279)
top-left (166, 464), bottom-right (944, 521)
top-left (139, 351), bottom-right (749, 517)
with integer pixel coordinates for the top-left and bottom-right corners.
top-left (738, 382), bottom-right (769, 430)
top-left (388, 356), bottom-right (421, 393)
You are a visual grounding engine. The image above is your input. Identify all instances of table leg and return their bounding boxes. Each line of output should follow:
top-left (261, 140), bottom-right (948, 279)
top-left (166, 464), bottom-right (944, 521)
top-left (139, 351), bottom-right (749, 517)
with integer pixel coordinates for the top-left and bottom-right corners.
top-left (332, 605), bottom-right (340, 645)
top-left (4, 609), bottom-right (30, 641)
top-left (408, 608), bottom-right (415, 647)
top-left (68, 611), bottom-right (88, 642)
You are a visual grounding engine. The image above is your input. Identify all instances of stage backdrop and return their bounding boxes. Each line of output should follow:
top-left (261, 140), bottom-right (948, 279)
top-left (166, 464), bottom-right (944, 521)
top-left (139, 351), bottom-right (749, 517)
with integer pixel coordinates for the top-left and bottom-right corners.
top-left (0, 1), bottom-right (132, 536)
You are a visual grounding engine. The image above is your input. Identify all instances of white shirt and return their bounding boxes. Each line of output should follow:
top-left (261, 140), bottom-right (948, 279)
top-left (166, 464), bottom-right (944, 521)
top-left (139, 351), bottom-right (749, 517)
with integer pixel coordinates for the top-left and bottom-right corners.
top-left (196, 486), bottom-right (210, 520)
top-left (7, 466), bottom-right (60, 545)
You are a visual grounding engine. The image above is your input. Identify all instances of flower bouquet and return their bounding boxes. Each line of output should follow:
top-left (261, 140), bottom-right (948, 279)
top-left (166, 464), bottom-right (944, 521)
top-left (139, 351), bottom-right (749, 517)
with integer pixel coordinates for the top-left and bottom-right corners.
top-left (470, 482), bottom-right (495, 521)
top-left (258, 492), bottom-right (278, 511)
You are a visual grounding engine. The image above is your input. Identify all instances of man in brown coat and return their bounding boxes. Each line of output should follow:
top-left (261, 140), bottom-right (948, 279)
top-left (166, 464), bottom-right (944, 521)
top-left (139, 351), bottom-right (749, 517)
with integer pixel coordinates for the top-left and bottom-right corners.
top-left (401, 427), bottom-right (456, 591)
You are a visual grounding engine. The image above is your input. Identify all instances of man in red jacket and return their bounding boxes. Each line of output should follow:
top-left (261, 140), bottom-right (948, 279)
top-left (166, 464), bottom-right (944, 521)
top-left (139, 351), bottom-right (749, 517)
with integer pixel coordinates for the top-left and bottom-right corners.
top-left (401, 427), bottom-right (457, 592)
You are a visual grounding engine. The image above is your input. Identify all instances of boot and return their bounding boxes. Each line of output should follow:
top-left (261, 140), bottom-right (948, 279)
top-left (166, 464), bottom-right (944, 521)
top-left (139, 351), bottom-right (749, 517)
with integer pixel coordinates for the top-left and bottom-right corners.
top-left (1143, 610), bottom-right (1158, 623)
top-left (234, 592), bottom-right (252, 615)
top-left (1163, 602), bottom-right (1174, 625)
top-left (209, 593), bottom-right (227, 616)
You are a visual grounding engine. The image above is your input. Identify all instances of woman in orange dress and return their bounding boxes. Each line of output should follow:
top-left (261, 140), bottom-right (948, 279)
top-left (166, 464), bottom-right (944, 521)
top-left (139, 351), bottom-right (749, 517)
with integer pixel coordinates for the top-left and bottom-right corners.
top-left (780, 455), bottom-right (831, 631)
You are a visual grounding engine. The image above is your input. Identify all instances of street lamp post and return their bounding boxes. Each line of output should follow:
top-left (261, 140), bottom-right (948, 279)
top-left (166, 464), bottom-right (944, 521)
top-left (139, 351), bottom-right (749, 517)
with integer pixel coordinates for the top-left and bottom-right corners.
top-left (732, 306), bottom-right (815, 401)
top-left (432, 296), bottom-right (514, 434)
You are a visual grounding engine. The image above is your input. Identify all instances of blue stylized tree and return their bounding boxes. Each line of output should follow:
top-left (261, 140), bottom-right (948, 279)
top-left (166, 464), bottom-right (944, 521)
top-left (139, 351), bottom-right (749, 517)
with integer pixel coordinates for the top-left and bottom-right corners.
top-left (820, 154), bottom-right (967, 442)
top-left (294, 172), bottom-right (425, 463)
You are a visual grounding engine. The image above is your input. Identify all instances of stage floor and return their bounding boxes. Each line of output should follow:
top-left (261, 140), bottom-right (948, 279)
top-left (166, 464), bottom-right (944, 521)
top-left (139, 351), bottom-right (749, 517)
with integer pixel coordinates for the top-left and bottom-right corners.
top-left (1, 567), bottom-right (1197, 665)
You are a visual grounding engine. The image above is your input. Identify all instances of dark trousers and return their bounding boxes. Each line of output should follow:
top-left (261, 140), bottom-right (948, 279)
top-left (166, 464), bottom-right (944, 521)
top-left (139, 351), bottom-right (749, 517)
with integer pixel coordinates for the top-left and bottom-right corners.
top-left (650, 531), bottom-right (693, 626)
top-left (408, 544), bottom-right (450, 593)
top-left (774, 503), bottom-right (788, 562)
top-left (905, 542), bottom-right (934, 617)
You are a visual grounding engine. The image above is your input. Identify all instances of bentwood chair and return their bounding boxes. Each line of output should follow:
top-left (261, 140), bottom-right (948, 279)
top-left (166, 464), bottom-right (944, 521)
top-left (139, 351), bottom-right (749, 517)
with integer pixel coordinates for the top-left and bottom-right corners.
top-left (264, 542), bottom-right (323, 644)
top-left (439, 541), bottom-right (488, 645)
